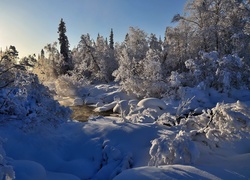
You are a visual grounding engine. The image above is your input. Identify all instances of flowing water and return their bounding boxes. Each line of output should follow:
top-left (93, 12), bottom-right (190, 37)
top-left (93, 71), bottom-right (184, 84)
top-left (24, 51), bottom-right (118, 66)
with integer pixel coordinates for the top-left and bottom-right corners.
top-left (70, 105), bottom-right (114, 122)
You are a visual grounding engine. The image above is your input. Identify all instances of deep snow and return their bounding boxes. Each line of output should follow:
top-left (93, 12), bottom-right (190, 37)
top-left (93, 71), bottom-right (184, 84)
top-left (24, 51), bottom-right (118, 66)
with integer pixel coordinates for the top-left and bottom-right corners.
top-left (1, 84), bottom-right (250, 179)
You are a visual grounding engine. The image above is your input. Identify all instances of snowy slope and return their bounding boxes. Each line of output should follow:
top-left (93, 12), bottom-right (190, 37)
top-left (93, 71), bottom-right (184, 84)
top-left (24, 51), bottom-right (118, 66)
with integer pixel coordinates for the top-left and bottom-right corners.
top-left (1, 83), bottom-right (250, 179)
top-left (1, 115), bottom-right (250, 179)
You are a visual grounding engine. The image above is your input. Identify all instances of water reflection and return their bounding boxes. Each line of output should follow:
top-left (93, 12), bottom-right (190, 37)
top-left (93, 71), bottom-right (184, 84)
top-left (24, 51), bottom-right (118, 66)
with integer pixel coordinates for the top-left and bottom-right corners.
top-left (70, 105), bottom-right (113, 122)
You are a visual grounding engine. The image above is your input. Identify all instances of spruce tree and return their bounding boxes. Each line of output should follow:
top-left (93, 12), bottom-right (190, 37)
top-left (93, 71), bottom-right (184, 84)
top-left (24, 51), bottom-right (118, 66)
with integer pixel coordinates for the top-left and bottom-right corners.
top-left (57, 18), bottom-right (72, 74)
top-left (109, 28), bottom-right (114, 49)
top-left (41, 49), bottom-right (45, 59)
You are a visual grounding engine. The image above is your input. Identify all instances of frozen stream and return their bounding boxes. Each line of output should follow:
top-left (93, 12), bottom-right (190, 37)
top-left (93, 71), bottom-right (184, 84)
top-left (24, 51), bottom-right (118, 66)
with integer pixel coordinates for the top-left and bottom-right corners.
top-left (70, 105), bottom-right (113, 122)
top-left (57, 97), bottom-right (114, 122)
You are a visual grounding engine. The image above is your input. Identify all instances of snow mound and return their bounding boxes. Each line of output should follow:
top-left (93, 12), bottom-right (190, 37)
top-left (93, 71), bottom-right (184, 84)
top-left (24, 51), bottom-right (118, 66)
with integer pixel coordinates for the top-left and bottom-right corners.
top-left (12, 160), bottom-right (46, 180)
top-left (0, 138), bottom-right (15, 180)
top-left (114, 165), bottom-right (222, 180)
top-left (137, 98), bottom-right (167, 110)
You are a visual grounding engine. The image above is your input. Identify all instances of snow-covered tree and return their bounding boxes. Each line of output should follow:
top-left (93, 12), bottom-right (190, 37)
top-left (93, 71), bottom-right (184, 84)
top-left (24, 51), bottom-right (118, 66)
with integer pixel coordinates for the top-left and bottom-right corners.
top-left (140, 49), bottom-right (166, 97)
top-left (171, 0), bottom-right (250, 57)
top-left (0, 46), bottom-right (70, 130)
top-left (164, 22), bottom-right (192, 72)
top-left (0, 46), bottom-right (23, 89)
top-left (73, 34), bottom-right (100, 80)
top-left (72, 33), bottom-right (117, 82)
top-left (114, 27), bottom-right (167, 98)
top-left (38, 42), bottom-right (60, 80)
top-left (109, 28), bottom-right (114, 50)
top-left (19, 54), bottom-right (37, 69)
top-left (113, 27), bottom-right (148, 97)
top-left (57, 18), bottom-right (73, 74)
top-left (0, 72), bottom-right (71, 130)
top-left (124, 27), bottom-right (149, 60)
top-left (149, 33), bottom-right (162, 52)
top-left (184, 51), bottom-right (250, 91)
top-left (95, 34), bottom-right (118, 81)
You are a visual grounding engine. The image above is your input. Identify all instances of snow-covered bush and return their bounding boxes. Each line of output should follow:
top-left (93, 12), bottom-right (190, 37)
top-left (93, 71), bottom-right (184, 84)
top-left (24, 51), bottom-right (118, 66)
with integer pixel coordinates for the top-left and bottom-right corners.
top-left (150, 101), bottom-right (250, 166)
top-left (215, 54), bottom-right (250, 91)
top-left (128, 108), bottom-right (159, 123)
top-left (186, 101), bottom-right (250, 148)
top-left (161, 71), bottom-right (187, 100)
top-left (95, 140), bottom-right (133, 179)
top-left (157, 113), bottom-right (177, 126)
top-left (125, 98), bottom-right (168, 123)
top-left (157, 96), bottom-right (194, 126)
top-left (0, 72), bottom-right (71, 130)
top-left (55, 73), bottom-right (89, 97)
top-left (149, 130), bottom-right (200, 166)
top-left (0, 138), bottom-right (15, 179)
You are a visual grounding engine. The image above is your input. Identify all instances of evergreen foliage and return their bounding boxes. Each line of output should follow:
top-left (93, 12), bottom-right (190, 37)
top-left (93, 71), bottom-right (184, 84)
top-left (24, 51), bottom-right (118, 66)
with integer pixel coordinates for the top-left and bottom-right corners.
top-left (57, 18), bottom-right (72, 75)
top-left (109, 28), bottom-right (114, 49)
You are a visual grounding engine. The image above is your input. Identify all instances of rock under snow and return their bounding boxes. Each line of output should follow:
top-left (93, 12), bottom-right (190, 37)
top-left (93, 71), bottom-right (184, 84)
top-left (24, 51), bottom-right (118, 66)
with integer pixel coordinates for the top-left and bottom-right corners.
top-left (137, 98), bottom-right (167, 110)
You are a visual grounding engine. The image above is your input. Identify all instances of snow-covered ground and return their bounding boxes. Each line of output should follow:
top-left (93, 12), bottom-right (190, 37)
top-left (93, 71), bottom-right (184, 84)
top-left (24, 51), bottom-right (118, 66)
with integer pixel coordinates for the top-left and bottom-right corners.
top-left (1, 84), bottom-right (250, 179)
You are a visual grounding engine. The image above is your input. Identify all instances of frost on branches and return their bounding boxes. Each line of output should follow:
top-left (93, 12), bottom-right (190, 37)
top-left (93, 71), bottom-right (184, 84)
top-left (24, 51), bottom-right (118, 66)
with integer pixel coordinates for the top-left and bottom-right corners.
top-left (113, 27), bottom-right (166, 98)
top-left (55, 73), bottom-right (89, 97)
top-left (0, 73), bottom-right (71, 130)
top-left (149, 130), bottom-right (200, 166)
top-left (182, 51), bottom-right (250, 92)
top-left (187, 101), bottom-right (250, 146)
top-left (149, 101), bottom-right (250, 166)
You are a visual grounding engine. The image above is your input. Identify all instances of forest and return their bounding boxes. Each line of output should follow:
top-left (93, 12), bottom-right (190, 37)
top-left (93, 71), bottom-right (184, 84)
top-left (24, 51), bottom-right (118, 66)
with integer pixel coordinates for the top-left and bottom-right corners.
top-left (33, 0), bottom-right (250, 98)
top-left (0, 0), bottom-right (250, 179)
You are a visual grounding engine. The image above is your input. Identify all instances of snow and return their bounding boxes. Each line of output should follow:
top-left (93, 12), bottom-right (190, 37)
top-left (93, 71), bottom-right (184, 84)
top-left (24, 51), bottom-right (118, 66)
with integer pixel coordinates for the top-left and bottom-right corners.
top-left (137, 98), bottom-right (167, 110)
top-left (94, 101), bottom-right (117, 112)
top-left (1, 84), bottom-right (250, 179)
top-left (114, 165), bottom-right (223, 180)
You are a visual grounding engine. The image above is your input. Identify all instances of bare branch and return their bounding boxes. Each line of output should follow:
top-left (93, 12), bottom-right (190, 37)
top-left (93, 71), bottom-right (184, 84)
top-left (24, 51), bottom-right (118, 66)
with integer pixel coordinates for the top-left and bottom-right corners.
top-left (172, 14), bottom-right (201, 28)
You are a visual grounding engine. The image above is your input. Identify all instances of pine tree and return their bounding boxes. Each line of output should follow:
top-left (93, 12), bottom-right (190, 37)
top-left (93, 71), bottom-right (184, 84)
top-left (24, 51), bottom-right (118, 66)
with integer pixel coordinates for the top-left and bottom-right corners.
top-left (109, 28), bottom-right (114, 49)
top-left (57, 18), bottom-right (72, 74)
top-left (105, 38), bottom-right (108, 46)
top-left (41, 49), bottom-right (45, 59)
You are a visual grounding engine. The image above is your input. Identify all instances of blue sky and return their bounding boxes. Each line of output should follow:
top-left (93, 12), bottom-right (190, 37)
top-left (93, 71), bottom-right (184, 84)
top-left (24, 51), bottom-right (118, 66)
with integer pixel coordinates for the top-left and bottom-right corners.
top-left (0, 0), bottom-right (187, 57)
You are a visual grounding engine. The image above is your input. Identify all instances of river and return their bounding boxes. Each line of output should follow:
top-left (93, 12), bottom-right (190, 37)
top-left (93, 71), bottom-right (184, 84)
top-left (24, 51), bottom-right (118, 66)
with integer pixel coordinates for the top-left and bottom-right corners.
top-left (70, 105), bottom-right (114, 122)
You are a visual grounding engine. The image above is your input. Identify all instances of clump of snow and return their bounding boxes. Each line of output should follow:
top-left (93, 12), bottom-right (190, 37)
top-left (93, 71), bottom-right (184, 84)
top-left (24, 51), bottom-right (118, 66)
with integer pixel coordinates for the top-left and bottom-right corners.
top-left (113, 100), bottom-right (130, 121)
top-left (0, 138), bottom-right (15, 180)
top-left (94, 101), bottom-right (116, 112)
top-left (149, 130), bottom-right (200, 166)
top-left (137, 98), bottom-right (167, 110)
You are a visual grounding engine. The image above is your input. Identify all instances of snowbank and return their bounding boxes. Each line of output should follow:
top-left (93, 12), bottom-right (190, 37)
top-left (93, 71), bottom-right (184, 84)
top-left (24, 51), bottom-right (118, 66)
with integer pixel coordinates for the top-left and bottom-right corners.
top-left (1, 114), bottom-right (250, 179)
top-left (1, 82), bottom-right (250, 179)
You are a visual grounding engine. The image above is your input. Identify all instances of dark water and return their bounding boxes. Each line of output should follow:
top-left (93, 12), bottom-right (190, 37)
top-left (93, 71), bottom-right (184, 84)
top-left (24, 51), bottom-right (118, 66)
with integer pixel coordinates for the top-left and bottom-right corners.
top-left (70, 105), bottom-right (114, 122)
